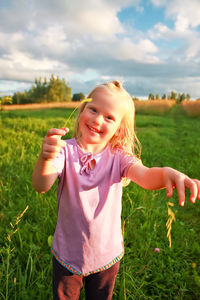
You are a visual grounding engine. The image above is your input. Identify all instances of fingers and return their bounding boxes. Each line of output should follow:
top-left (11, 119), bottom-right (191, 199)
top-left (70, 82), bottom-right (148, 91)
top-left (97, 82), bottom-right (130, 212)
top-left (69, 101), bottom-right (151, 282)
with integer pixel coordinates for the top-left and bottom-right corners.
top-left (184, 177), bottom-right (198, 204)
top-left (41, 128), bottom-right (69, 160)
top-left (44, 135), bottom-right (66, 147)
top-left (166, 179), bottom-right (174, 199)
top-left (42, 144), bottom-right (62, 160)
top-left (174, 176), bottom-right (199, 207)
top-left (167, 177), bottom-right (186, 207)
top-left (165, 167), bottom-right (200, 206)
top-left (47, 128), bottom-right (69, 137)
top-left (175, 178), bottom-right (186, 207)
top-left (191, 179), bottom-right (200, 200)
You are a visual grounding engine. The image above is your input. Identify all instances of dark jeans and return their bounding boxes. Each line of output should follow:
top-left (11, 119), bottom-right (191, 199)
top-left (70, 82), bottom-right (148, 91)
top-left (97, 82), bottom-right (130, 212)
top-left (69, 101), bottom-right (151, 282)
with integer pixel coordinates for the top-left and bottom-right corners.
top-left (52, 256), bottom-right (120, 300)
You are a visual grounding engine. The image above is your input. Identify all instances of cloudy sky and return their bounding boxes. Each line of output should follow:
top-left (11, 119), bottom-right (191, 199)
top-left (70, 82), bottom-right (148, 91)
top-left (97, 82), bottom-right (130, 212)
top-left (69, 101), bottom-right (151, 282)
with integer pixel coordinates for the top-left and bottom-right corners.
top-left (0, 0), bottom-right (200, 99)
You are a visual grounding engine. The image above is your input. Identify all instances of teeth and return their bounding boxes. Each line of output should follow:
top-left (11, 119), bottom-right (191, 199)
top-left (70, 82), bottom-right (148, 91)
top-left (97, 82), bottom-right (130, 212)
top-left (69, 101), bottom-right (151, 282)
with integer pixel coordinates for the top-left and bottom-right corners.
top-left (88, 125), bottom-right (99, 133)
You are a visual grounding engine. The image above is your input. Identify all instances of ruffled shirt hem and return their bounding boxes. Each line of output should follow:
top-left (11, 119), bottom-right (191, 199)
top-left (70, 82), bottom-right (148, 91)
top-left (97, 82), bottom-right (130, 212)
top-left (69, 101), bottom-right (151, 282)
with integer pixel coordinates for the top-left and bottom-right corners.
top-left (51, 247), bottom-right (124, 276)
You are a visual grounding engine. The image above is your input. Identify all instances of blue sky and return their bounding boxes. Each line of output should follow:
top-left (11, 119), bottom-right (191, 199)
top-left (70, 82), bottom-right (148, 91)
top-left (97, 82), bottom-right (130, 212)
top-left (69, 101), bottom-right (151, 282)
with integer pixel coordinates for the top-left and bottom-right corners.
top-left (0, 0), bottom-right (200, 99)
top-left (118, 2), bottom-right (173, 31)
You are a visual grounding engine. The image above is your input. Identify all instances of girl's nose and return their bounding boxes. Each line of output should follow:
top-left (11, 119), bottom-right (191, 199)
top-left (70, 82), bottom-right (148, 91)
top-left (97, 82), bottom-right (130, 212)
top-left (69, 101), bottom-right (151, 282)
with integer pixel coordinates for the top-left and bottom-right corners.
top-left (93, 114), bottom-right (103, 125)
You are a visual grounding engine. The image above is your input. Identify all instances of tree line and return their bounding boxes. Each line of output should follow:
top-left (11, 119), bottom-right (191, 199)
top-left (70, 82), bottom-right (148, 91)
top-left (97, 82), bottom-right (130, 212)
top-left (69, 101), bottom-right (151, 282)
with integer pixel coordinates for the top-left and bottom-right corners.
top-left (0, 75), bottom-right (195, 105)
top-left (12, 74), bottom-right (72, 104)
top-left (0, 75), bottom-right (87, 105)
top-left (147, 91), bottom-right (191, 103)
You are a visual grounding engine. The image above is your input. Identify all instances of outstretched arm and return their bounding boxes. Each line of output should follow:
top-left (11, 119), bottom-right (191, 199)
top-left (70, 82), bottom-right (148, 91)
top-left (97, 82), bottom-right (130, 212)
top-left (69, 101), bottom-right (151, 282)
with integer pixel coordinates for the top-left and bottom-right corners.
top-left (32, 128), bottom-right (68, 193)
top-left (127, 163), bottom-right (200, 206)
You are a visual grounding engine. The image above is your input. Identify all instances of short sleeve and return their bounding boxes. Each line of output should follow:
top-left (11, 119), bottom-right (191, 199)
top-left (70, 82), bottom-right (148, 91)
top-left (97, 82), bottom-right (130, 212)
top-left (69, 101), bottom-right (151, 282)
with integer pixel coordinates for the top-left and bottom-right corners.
top-left (119, 151), bottom-right (142, 178)
top-left (52, 147), bottom-right (65, 176)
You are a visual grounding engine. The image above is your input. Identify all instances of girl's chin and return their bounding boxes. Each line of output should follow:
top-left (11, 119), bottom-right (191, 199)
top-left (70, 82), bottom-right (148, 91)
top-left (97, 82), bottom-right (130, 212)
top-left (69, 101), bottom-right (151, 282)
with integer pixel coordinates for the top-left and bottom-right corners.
top-left (79, 135), bottom-right (98, 143)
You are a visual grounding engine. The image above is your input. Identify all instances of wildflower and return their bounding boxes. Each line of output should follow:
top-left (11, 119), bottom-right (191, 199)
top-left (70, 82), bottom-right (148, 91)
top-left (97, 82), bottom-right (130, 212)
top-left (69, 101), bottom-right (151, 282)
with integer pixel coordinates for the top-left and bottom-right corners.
top-left (154, 248), bottom-right (160, 253)
top-left (15, 205), bottom-right (29, 225)
top-left (192, 262), bottom-right (197, 269)
top-left (166, 201), bottom-right (176, 248)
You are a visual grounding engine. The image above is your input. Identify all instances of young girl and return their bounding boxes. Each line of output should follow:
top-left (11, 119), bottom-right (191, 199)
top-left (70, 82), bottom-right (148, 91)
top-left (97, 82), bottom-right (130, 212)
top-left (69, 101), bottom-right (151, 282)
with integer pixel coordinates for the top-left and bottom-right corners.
top-left (32, 81), bottom-right (200, 300)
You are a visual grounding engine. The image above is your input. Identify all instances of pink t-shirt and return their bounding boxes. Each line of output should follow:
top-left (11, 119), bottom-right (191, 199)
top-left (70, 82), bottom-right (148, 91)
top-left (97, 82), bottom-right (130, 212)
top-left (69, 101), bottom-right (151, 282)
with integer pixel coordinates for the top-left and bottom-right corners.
top-left (52, 138), bottom-right (139, 275)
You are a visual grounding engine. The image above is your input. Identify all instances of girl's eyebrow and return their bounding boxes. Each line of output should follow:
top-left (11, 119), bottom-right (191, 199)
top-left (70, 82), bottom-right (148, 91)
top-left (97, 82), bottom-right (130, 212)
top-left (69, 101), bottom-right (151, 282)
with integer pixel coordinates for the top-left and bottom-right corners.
top-left (88, 103), bottom-right (98, 109)
top-left (87, 104), bottom-right (96, 109)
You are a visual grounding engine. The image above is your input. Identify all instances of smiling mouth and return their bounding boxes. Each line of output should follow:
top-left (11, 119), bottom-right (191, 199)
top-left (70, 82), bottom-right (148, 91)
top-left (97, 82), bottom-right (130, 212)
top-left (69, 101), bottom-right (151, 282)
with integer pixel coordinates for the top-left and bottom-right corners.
top-left (87, 125), bottom-right (101, 134)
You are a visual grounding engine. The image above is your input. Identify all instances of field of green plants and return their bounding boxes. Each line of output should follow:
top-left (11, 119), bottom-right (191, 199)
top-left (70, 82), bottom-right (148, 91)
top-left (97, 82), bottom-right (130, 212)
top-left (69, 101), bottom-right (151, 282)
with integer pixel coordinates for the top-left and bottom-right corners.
top-left (1, 105), bottom-right (200, 299)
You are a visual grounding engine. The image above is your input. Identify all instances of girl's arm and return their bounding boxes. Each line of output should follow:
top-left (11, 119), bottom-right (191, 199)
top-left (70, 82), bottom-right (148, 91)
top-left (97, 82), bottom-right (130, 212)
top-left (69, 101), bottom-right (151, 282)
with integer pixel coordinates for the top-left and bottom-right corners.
top-left (32, 128), bottom-right (68, 193)
top-left (126, 163), bottom-right (200, 206)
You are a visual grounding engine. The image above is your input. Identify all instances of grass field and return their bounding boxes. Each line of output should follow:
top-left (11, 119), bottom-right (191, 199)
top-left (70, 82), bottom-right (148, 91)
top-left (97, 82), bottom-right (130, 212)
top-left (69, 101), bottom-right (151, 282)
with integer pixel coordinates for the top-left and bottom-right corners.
top-left (0, 105), bottom-right (200, 299)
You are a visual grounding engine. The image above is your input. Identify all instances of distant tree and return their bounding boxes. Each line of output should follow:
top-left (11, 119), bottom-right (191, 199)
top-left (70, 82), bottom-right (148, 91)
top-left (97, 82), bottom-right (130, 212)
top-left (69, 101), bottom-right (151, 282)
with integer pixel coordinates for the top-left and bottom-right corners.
top-left (176, 93), bottom-right (185, 104)
top-left (0, 95), bottom-right (13, 110)
top-left (12, 74), bottom-right (71, 104)
top-left (170, 91), bottom-right (177, 100)
top-left (12, 92), bottom-right (21, 104)
top-left (177, 93), bottom-right (180, 103)
top-left (161, 94), bottom-right (166, 100)
top-left (31, 77), bottom-right (49, 102)
top-left (1, 95), bottom-right (13, 105)
top-left (47, 74), bottom-right (71, 102)
top-left (12, 91), bottom-right (31, 104)
top-left (155, 94), bottom-right (160, 100)
top-left (180, 93), bottom-right (185, 102)
top-left (186, 93), bottom-right (191, 100)
top-left (148, 93), bottom-right (154, 100)
top-left (72, 92), bottom-right (85, 101)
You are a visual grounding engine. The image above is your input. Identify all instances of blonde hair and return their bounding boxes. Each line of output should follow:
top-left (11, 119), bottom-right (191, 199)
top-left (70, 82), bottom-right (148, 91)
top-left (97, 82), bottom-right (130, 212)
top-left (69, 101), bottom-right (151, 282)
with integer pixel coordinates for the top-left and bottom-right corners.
top-left (73, 80), bottom-right (141, 158)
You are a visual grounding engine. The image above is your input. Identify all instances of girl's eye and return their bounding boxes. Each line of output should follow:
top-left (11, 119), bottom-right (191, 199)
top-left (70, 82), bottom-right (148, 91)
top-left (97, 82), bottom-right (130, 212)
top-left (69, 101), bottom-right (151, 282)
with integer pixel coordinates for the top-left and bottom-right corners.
top-left (106, 115), bottom-right (114, 121)
top-left (90, 107), bottom-right (97, 113)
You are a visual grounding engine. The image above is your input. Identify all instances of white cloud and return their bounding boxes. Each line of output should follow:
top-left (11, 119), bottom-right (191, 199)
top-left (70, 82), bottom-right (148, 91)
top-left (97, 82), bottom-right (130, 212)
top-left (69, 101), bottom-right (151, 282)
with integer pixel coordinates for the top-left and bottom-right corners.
top-left (103, 37), bottom-right (159, 63)
top-left (37, 25), bottom-right (70, 56)
top-left (149, 21), bottom-right (200, 62)
top-left (148, 0), bottom-right (200, 63)
top-left (0, 50), bottom-right (72, 83)
top-left (33, 0), bottom-right (126, 39)
top-left (150, 0), bottom-right (167, 6)
top-left (174, 15), bottom-right (190, 32)
top-left (166, 0), bottom-right (200, 29)
top-left (0, 0), bottom-right (199, 98)
top-left (151, 0), bottom-right (200, 30)
top-left (0, 0), bottom-right (160, 79)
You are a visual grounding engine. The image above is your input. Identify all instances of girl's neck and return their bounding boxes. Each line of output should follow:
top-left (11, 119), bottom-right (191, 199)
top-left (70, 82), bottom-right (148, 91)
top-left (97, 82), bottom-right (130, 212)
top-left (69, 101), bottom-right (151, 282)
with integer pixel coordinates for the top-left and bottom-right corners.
top-left (76, 138), bottom-right (108, 154)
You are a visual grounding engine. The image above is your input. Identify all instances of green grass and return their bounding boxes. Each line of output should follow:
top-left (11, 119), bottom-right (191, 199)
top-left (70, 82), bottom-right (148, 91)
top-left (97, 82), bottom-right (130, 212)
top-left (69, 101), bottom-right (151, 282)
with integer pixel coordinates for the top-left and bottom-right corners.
top-left (0, 106), bottom-right (200, 299)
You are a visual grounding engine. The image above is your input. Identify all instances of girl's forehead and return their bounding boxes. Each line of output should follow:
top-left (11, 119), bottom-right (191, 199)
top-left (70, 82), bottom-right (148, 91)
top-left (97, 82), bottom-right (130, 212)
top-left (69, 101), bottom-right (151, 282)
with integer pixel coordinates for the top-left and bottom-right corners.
top-left (90, 87), bottom-right (132, 111)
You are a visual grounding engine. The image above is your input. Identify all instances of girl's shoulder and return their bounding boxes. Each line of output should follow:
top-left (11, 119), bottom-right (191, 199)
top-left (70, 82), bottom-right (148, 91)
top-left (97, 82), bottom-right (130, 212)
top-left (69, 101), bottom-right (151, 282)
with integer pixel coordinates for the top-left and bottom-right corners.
top-left (111, 146), bottom-right (141, 165)
top-left (110, 146), bottom-right (132, 158)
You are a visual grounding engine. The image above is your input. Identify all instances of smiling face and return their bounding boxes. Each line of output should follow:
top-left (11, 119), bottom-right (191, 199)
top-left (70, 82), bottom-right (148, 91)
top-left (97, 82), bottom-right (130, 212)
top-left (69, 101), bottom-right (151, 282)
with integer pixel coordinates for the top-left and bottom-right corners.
top-left (77, 87), bottom-right (126, 153)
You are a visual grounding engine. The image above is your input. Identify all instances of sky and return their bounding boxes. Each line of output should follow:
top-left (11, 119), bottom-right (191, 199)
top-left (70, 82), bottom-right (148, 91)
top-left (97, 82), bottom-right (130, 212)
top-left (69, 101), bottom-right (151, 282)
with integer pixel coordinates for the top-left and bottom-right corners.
top-left (0, 0), bottom-right (200, 99)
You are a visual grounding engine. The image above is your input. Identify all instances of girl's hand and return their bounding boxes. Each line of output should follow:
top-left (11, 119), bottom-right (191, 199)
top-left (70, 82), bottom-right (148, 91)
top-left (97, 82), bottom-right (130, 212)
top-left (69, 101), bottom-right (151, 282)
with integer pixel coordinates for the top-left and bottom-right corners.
top-left (41, 128), bottom-right (69, 161)
top-left (164, 167), bottom-right (200, 206)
